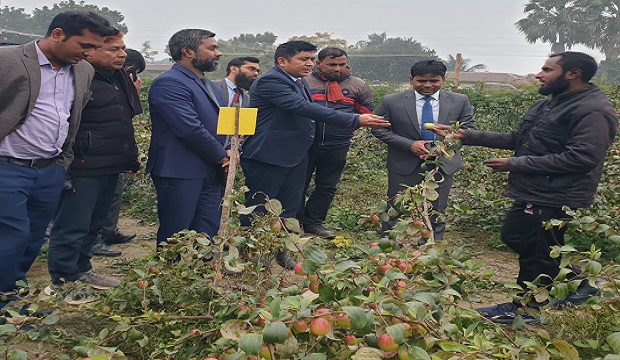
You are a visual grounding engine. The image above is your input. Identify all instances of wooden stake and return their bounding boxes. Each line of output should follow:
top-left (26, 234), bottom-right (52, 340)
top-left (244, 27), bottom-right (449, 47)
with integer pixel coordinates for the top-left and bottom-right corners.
top-left (218, 103), bottom-right (241, 238)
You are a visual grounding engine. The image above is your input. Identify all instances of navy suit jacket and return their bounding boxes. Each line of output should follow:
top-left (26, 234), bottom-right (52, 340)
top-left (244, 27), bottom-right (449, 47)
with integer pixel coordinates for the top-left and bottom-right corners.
top-left (241, 67), bottom-right (360, 168)
top-left (146, 64), bottom-right (227, 179)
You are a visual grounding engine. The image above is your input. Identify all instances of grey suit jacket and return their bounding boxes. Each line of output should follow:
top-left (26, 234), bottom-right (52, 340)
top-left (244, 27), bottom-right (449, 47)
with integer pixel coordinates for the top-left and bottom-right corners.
top-left (0, 41), bottom-right (95, 167)
top-left (372, 89), bottom-right (476, 176)
top-left (212, 79), bottom-right (250, 107)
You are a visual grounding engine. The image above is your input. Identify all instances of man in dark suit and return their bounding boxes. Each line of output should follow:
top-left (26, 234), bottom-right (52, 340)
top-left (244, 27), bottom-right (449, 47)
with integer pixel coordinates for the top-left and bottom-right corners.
top-left (241, 41), bottom-right (389, 268)
top-left (0, 11), bottom-right (116, 309)
top-left (147, 29), bottom-right (231, 245)
top-left (213, 56), bottom-right (260, 107)
top-left (372, 60), bottom-right (476, 244)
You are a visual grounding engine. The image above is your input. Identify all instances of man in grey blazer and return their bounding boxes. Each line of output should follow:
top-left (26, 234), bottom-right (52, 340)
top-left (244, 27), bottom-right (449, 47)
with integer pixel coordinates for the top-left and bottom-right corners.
top-left (372, 60), bottom-right (476, 244)
top-left (0, 11), bottom-right (116, 310)
top-left (212, 56), bottom-right (261, 107)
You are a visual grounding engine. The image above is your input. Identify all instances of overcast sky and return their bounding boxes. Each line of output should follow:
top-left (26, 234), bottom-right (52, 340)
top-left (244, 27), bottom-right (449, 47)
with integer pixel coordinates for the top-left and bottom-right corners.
top-left (3, 0), bottom-right (604, 75)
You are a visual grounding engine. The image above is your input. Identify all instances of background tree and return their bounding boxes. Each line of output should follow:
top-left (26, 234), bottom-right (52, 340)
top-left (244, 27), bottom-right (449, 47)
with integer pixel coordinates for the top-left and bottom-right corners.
top-left (576, 0), bottom-right (620, 60)
top-left (288, 32), bottom-right (347, 49)
top-left (0, 7), bottom-right (35, 44)
top-left (444, 54), bottom-right (488, 72)
top-left (515, 0), bottom-right (584, 53)
top-left (1, 0), bottom-right (127, 45)
top-left (140, 40), bottom-right (158, 63)
top-left (348, 32), bottom-right (437, 82)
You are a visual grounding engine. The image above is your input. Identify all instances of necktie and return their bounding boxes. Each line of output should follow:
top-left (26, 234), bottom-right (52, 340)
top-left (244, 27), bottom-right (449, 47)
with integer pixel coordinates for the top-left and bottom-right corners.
top-left (231, 87), bottom-right (242, 106)
top-left (421, 96), bottom-right (435, 141)
top-left (295, 79), bottom-right (309, 100)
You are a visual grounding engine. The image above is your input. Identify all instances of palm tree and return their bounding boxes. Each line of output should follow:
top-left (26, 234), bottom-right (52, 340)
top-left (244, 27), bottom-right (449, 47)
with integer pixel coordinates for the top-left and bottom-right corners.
top-left (515, 0), bottom-right (585, 53)
top-left (444, 54), bottom-right (488, 72)
top-left (575, 0), bottom-right (620, 60)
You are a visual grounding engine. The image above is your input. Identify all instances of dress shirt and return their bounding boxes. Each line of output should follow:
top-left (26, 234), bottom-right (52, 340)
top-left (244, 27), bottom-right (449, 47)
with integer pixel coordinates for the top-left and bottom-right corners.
top-left (224, 78), bottom-right (243, 107)
top-left (414, 91), bottom-right (439, 129)
top-left (0, 42), bottom-right (75, 159)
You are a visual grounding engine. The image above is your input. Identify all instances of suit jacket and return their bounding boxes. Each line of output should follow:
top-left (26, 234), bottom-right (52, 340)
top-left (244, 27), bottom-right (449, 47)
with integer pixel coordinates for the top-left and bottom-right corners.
top-left (146, 64), bottom-right (227, 179)
top-left (212, 79), bottom-right (250, 107)
top-left (0, 41), bottom-right (95, 167)
top-left (242, 66), bottom-right (359, 168)
top-left (372, 90), bottom-right (476, 176)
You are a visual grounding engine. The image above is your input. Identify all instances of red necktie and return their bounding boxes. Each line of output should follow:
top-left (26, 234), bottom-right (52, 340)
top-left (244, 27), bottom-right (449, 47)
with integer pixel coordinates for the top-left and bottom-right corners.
top-left (231, 87), bottom-right (242, 105)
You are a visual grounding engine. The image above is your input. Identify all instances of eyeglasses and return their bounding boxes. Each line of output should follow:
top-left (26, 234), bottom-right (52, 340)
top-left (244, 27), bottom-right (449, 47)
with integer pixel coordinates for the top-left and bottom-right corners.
top-left (240, 65), bottom-right (261, 74)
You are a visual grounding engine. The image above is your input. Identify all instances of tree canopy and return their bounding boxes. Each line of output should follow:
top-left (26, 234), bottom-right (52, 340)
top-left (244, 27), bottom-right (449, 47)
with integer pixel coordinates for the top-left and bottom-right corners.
top-left (1, 0), bottom-right (127, 45)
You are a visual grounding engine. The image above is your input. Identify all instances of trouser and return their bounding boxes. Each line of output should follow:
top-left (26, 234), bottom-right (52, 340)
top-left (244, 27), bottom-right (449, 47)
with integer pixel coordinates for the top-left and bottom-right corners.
top-left (384, 163), bottom-right (453, 241)
top-left (298, 145), bottom-right (349, 226)
top-left (48, 174), bottom-right (119, 284)
top-left (0, 162), bottom-right (66, 308)
top-left (501, 202), bottom-right (567, 288)
top-left (100, 173), bottom-right (124, 238)
top-left (240, 157), bottom-right (307, 225)
top-left (152, 172), bottom-right (224, 245)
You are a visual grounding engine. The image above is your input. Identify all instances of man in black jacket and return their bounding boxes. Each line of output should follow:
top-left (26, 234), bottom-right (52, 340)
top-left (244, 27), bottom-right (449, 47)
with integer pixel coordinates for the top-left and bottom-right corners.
top-left (47, 34), bottom-right (142, 303)
top-left (433, 52), bottom-right (618, 324)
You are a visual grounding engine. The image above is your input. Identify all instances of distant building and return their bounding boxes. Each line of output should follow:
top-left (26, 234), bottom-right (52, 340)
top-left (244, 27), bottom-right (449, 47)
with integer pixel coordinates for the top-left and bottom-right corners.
top-left (445, 71), bottom-right (537, 88)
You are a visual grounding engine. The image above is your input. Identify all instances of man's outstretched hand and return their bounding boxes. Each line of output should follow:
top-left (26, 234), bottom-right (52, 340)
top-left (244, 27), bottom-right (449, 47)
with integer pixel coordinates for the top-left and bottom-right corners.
top-left (483, 158), bottom-right (510, 172)
top-left (429, 123), bottom-right (466, 138)
top-left (358, 114), bottom-right (390, 128)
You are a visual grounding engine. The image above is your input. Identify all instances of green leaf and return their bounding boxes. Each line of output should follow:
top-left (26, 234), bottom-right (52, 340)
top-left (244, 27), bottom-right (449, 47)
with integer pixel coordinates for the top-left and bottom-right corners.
top-left (263, 321), bottom-right (288, 344)
top-left (384, 268), bottom-right (408, 280)
top-left (304, 245), bottom-right (328, 265)
top-left (342, 306), bottom-right (369, 331)
top-left (238, 205), bottom-right (257, 215)
top-left (238, 334), bottom-right (263, 356)
top-left (266, 199), bottom-right (283, 215)
top-left (318, 284), bottom-right (336, 302)
top-left (99, 328), bottom-right (109, 340)
top-left (270, 297), bottom-right (281, 319)
top-left (351, 347), bottom-right (382, 360)
top-left (8, 350), bottom-right (27, 360)
top-left (41, 313), bottom-right (59, 325)
top-left (552, 340), bottom-right (580, 360)
top-left (385, 324), bottom-right (406, 344)
top-left (303, 354), bottom-right (328, 360)
top-left (282, 217), bottom-right (302, 233)
top-left (531, 345), bottom-right (550, 360)
top-left (408, 346), bottom-right (431, 360)
top-left (376, 200), bottom-right (388, 212)
top-left (335, 260), bottom-right (360, 272)
top-left (301, 259), bottom-right (320, 274)
top-left (607, 332), bottom-right (620, 354)
top-left (0, 323), bottom-right (16, 336)
top-left (608, 235), bottom-right (620, 246)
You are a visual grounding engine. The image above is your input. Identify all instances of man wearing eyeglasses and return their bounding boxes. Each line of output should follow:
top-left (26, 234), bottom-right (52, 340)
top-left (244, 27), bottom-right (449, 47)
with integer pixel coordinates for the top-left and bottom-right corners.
top-left (213, 57), bottom-right (261, 107)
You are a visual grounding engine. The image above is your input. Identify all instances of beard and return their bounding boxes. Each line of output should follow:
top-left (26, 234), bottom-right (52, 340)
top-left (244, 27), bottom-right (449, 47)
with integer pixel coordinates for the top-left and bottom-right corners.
top-left (192, 57), bottom-right (219, 72)
top-left (235, 72), bottom-right (255, 90)
top-left (539, 75), bottom-right (570, 95)
top-left (321, 71), bottom-right (348, 82)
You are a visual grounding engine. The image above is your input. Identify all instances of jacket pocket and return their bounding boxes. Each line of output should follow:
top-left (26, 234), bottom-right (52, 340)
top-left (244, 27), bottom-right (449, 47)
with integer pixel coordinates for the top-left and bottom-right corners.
top-left (76, 131), bottom-right (92, 159)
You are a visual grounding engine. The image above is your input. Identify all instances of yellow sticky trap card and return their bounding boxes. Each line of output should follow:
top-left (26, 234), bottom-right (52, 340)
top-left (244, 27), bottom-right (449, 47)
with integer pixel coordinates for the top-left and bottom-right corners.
top-left (217, 107), bottom-right (258, 135)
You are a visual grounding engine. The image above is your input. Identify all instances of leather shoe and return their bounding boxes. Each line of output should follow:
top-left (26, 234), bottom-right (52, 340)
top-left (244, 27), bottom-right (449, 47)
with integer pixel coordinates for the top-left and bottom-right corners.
top-left (103, 230), bottom-right (136, 245)
top-left (304, 224), bottom-right (336, 239)
top-left (275, 251), bottom-right (298, 269)
top-left (91, 241), bottom-right (121, 257)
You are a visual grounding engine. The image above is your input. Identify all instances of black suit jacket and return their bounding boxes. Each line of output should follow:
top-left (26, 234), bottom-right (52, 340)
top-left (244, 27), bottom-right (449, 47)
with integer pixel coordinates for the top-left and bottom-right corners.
top-left (242, 67), bottom-right (359, 167)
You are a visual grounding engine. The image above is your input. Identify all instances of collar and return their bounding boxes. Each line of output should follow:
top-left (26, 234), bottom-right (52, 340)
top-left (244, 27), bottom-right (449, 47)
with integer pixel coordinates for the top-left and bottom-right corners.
top-left (224, 77), bottom-right (237, 91)
top-left (414, 90), bottom-right (440, 102)
top-left (34, 41), bottom-right (53, 67)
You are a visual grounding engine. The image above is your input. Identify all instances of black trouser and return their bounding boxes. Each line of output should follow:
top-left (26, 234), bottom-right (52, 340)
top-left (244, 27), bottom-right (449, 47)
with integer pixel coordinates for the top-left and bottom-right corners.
top-left (240, 157), bottom-right (308, 225)
top-left (100, 173), bottom-right (124, 239)
top-left (501, 202), bottom-right (567, 289)
top-left (298, 145), bottom-right (349, 226)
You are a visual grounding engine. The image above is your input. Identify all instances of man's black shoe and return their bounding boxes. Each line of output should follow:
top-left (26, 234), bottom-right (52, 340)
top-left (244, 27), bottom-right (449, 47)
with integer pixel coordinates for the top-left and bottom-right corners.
top-left (103, 230), bottom-right (136, 245)
top-left (275, 251), bottom-right (298, 269)
top-left (303, 224), bottom-right (336, 239)
top-left (91, 241), bottom-right (121, 257)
